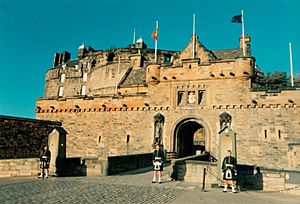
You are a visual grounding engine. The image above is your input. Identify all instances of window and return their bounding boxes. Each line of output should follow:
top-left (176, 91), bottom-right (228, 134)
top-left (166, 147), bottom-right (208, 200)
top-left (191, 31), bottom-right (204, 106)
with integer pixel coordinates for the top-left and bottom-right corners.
top-left (81, 85), bottom-right (86, 95)
top-left (60, 74), bottom-right (65, 83)
top-left (264, 130), bottom-right (267, 139)
top-left (198, 91), bottom-right (204, 105)
top-left (178, 91), bottom-right (184, 105)
top-left (278, 130), bottom-right (281, 139)
top-left (107, 52), bottom-right (115, 62)
top-left (164, 54), bottom-right (171, 63)
top-left (83, 73), bottom-right (88, 82)
top-left (58, 87), bottom-right (64, 97)
top-left (126, 135), bottom-right (130, 143)
top-left (91, 60), bottom-right (96, 68)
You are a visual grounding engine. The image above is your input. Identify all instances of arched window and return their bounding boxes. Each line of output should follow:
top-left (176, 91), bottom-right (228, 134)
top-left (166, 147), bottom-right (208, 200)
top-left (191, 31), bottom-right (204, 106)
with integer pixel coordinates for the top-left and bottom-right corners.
top-left (91, 60), bottom-right (96, 68)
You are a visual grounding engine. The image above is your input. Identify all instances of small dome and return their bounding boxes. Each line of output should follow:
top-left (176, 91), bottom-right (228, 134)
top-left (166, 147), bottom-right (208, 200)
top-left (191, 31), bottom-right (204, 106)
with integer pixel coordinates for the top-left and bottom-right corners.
top-left (136, 36), bottom-right (143, 44)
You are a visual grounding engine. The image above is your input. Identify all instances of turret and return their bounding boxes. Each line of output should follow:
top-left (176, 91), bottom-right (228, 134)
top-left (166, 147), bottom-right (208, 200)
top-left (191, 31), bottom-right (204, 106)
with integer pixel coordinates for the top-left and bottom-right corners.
top-left (135, 36), bottom-right (147, 49)
top-left (146, 64), bottom-right (160, 84)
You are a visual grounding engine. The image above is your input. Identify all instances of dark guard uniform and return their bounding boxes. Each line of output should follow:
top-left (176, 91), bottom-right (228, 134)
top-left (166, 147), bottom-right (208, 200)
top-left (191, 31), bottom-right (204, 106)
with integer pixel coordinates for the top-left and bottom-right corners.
top-left (40, 149), bottom-right (51, 169)
top-left (222, 155), bottom-right (237, 181)
top-left (152, 149), bottom-right (165, 171)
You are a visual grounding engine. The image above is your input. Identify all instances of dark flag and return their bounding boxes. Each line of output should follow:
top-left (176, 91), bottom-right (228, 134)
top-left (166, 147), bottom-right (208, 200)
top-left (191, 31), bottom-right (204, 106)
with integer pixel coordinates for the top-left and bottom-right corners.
top-left (231, 15), bottom-right (242, 23)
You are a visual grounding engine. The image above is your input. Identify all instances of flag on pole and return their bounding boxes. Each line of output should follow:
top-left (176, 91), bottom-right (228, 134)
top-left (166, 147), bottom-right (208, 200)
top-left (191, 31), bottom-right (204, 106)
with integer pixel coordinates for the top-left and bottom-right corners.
top-left (231, 15), bottom-right (242, 23)
top-left (231, 11), bottom-right (245, 56)
top-left (152, 21), bottom-right (159, 63)
top-left (152, 28), bottom-right (158, 40)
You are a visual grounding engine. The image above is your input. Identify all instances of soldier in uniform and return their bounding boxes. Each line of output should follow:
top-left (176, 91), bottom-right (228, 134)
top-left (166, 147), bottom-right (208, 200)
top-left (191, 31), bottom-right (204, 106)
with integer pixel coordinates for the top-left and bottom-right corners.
top-left (152, 144), bottom-right (165, 184)
top-left (38, 145), bottom-right (51, 178)
top-left (222, 150), bottom-right (237, 193)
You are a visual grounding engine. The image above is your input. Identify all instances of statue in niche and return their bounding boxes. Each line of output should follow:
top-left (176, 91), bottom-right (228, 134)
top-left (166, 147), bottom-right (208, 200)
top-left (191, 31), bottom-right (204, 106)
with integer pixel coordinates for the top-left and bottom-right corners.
top-left (188, 91), bottom-right (196, 104)
top-left (219, 112), bottom-right (232, 129)
top-left (155, 122), bottom-right (161, 139)
top-left (154, 113), bottom-right (165, 145)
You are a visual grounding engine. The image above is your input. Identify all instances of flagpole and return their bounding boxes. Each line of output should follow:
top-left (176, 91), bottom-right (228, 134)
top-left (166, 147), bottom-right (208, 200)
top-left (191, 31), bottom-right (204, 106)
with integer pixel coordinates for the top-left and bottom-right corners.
top-left (132, 28), bottom-right (136, 45)
top-left (155, 21), bottom-right (158, 63)
top-left (241, 10), bottom-right (246, 56)
top-left (289, 42), bottom-right (294, 87)
top-left (192, 14), bottom-right (196, 58)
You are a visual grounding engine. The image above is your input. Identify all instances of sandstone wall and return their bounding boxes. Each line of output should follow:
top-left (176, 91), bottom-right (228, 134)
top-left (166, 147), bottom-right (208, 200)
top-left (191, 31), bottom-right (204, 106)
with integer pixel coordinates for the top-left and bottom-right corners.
top-left (0, 158), bottom-right (40, 178)
top-left (36, 98), bottom-right (300, 170)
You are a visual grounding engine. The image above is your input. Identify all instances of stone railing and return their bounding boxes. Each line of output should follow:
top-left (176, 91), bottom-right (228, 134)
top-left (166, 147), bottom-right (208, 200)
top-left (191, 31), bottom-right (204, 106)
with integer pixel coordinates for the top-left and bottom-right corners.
top-left (165, 154), bottom-right (218, 184)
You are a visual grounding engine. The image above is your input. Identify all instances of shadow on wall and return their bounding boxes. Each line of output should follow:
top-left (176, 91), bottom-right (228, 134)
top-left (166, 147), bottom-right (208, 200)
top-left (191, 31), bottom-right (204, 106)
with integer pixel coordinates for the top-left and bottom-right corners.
top-left (108, 153), bottom-right (153, 175)
top-left (254, 167), bottom-right (263, 190)
top-left (55, 157), bottom-right (87, 176)
top-left (237, 165), bottom-right (263, 190)
top-left (171, 160), bottom-right (187, 181)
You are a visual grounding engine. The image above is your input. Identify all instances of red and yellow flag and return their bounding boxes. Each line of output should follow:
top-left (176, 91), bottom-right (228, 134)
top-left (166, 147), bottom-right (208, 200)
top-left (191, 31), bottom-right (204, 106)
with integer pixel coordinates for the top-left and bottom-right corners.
top-left (151, 28), bottom-right (158, 40)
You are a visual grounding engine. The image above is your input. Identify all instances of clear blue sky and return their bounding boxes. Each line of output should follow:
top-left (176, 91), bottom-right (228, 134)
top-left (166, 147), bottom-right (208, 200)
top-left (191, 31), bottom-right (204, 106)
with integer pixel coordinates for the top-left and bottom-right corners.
top-left (0, 0), bottom-right (299, 119)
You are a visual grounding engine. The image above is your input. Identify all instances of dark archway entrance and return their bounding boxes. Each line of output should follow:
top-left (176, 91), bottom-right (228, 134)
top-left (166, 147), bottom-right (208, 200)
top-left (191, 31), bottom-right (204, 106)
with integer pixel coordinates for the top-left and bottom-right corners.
top-left (174, 118), bottom-right (206, 158)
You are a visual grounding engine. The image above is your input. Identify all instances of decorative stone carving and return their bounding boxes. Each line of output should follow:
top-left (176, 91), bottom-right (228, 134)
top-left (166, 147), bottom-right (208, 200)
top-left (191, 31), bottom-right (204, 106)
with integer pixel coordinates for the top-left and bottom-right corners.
top-left (219, 112), bottom-right (232, 129)
top-left (188, 91), bottom-right (196, 104)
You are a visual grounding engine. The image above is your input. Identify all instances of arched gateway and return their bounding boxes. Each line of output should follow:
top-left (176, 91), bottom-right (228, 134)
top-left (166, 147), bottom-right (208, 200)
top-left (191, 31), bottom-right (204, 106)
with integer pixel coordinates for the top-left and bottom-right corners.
top-left (173, 117), bottom-right (210, 158)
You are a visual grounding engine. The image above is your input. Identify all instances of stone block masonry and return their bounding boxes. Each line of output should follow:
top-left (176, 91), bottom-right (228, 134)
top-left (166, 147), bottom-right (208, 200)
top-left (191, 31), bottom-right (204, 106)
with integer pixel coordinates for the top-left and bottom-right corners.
top-left (0, 115), bottom-right (61, 159)
top-left (0, 158), bottom-right (40, 178)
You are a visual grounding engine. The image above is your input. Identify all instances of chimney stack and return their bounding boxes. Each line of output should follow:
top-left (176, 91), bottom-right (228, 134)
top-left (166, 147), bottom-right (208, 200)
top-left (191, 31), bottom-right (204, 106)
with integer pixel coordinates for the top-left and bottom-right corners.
top-left (52, 51), bottom-right (71, 67)
top-left (53, 53), bottom-right (60, 67)
top-left (62, 51), bottom-right (71, 63)
top-left (240, 35), bottom-right (251, 55)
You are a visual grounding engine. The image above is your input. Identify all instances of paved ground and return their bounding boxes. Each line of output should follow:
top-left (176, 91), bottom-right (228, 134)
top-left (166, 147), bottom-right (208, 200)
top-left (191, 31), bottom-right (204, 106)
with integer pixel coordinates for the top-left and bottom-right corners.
top-left (1, 167), bottom-right (300, 204)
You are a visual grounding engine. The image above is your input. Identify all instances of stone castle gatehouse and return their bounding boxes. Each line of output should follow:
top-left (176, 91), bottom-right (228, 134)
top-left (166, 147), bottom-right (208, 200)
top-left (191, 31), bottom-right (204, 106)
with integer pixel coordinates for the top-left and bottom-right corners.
top-left (36, 35), bottom-right (300, 170)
